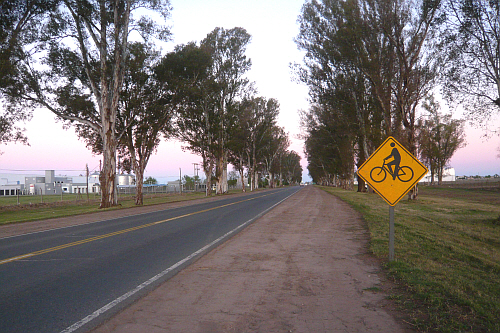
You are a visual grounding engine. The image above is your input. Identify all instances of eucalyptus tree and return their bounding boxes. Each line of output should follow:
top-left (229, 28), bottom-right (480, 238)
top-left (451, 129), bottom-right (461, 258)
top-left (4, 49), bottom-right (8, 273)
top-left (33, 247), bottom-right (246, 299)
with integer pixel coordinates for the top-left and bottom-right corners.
top-left (261, 126), bottom-right (289, 188)
top-left (200, 27), bottom-right (252, 194)
top-left (376, 0), bottom-right (444, 155)
top-left (0, 0), bottom-right (58, 150)
top-left (227, 99), bottom-right (252, 192)
top-left (244, 97), bottom-right (280, 191)
top-left (116, 42), bottom-right (175, 206)
top-left (296, 0), bottom-right (384, 190)
top-left (0, 0), bottom-right (171, 208)
top-left (166, 43), bottom-right (217, 196)
top-left (300, 103), bottom-right (356, 189)
top-left (443, 0), bottom-right (500, 125)
top-left (417, 96), bottom-right (466, 185)
top-left (281, 151), bottom-right (303, 185)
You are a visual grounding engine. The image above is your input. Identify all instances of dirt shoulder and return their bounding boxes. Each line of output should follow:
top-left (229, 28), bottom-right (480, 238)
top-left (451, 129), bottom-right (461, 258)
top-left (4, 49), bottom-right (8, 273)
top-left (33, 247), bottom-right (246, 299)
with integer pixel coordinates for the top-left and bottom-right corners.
top-left (90, 186), bottom-right (414, 333)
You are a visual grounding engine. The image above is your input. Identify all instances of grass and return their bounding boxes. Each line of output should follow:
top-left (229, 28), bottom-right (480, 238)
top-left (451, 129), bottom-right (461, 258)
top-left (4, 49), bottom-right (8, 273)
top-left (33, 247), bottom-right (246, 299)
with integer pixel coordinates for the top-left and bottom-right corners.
top-left (0, 190), bottom-right (244, 225)
top-left (321, 185), bottom-right (500, 333)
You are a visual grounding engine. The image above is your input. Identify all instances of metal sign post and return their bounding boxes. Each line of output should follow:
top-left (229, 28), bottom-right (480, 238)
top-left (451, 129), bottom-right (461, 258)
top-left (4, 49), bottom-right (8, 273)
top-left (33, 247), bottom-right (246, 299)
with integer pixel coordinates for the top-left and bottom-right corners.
top-left (389, 206), bottom-right (395, 261)
top-left (357, 137), bottom-right (428, 262)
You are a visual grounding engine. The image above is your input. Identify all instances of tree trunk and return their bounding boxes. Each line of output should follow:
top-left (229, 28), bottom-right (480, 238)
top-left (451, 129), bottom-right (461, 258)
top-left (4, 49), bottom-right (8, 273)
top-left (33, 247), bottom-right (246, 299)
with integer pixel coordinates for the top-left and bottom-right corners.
top-left (215, 154), bottom-right (223, 195)
top-left (203, 158), bottom-right (213, 196)
top-left (222, 153), bottom-right (228, 193)
top-left (135, 168), bottom-right (144, 206)
top-left (99, 114), bottom-right (118, 208)
top-left (239, 168), bottom-right (246, 192)
top-left (239, 154), bottom-right (246, 192)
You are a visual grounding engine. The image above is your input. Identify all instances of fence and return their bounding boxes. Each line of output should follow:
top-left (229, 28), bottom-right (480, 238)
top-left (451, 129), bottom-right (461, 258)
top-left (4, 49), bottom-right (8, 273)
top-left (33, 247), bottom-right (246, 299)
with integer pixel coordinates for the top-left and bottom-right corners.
top-left (424, 178), bottom-right (500, 189)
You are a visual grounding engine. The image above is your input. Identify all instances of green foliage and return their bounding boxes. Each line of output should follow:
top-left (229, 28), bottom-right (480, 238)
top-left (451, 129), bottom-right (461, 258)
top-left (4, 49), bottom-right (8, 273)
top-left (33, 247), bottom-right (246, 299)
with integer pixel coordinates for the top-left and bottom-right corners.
top-left (296, 0), bottom-right (444, 187)
top-left (417, 96), bottom-right (466, 184)
top-left (144, 176), bottom-right (157, 185)
top-left (442, 0), bottom-right (500, 119)
top-left (281, 150), bottom-right (302, 185)
top-left (0, 0), bottom-right (172, 208)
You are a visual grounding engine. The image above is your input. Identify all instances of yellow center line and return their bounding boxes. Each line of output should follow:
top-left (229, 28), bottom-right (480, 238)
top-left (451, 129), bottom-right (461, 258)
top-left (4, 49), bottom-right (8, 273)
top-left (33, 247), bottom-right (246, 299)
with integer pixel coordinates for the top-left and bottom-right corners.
top-left (0, 192), bottom-right (274, 266)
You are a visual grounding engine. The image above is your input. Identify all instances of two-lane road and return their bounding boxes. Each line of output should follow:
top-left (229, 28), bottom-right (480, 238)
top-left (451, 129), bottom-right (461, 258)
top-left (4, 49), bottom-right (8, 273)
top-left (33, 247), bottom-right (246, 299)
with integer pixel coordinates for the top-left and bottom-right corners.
top-left (0, 187), bottom-right (301, 333)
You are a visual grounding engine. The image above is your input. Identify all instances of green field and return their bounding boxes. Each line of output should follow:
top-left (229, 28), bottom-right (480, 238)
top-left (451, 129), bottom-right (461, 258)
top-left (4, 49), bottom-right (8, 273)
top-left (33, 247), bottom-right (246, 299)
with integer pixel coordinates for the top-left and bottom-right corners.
top-left (321, 185), bottom-right (500, 333)
top-left (0, 191), bottom-right (209, 225)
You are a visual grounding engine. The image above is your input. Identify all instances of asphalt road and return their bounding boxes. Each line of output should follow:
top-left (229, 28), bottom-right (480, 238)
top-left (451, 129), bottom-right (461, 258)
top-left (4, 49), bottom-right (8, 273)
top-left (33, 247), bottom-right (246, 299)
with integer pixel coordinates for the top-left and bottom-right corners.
top-left (0, 187), bottom-right (301, 333)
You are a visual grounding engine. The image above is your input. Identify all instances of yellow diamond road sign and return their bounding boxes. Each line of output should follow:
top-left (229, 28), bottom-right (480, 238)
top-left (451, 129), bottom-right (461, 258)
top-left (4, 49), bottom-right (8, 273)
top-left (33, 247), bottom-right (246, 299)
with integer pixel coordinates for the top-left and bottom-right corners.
top-left (357, 136), bottom-right (428, 206)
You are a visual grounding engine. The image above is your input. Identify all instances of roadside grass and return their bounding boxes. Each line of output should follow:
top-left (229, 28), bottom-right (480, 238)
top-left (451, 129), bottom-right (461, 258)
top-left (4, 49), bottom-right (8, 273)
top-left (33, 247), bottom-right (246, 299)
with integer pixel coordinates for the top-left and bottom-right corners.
top-left (0, 190), bottom-right (248, 225)
top-left (321, 185), bottom-right (500, 333)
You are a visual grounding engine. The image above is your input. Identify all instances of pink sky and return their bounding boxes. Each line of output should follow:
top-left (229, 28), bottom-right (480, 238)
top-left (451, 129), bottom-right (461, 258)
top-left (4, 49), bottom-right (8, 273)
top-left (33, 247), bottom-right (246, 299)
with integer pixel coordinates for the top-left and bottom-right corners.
top-left (1, 0), bottom-right (499, 181)
top-left (449, 123), bottom-right (500, 177)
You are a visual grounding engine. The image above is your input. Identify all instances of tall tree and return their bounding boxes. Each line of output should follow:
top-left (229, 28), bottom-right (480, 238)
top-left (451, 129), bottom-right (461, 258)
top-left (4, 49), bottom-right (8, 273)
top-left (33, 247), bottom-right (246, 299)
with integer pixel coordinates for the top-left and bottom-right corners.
top-left (244, 97), bottom-right (280, 191)
top-left (170, 43), bottom-right (218, 196)
top-left (227, 100), bottom-right (251, 192)
top-left (443, 0), bottom-right (500, 123)
top-left (377, 0), bottom-right (444, 154)
top-left (296, 0), bottom-right (385, 190)
top-left (417, 96), bottom-right (466, 184)
top-left (296, 0), bottom-right (444, 193)
top-left (200, 27), bottom-right (252, 194)
top-left (0, 0), bottom-right (171, 208)
top-left (281, 150), bottom-right (303, 185)
top-left (117, 42), bottom-right (174, 206)
top-left (0, 0), bottom-right (57, 150)
top-left (261, 126), bottom-right (289, 188)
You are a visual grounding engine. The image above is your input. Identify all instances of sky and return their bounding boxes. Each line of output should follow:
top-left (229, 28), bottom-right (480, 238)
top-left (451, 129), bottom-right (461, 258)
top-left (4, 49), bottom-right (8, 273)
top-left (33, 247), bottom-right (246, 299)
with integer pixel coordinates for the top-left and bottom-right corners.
top-left (1, 0), bottom-right (499, 182)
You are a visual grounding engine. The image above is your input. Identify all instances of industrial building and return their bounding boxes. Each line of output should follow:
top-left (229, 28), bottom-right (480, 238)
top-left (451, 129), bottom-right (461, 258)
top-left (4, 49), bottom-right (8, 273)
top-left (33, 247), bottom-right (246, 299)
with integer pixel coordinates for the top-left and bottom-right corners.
top-left (0, 170), bottom-right (135, 196)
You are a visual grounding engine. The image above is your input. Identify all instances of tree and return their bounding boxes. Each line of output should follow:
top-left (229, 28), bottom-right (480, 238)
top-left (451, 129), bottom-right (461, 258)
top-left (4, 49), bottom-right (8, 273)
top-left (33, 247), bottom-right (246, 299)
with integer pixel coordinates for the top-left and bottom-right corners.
top-left (200, 27), bottom-right (252, 195)
top-left (281, 150), bottom-right (303, 185)
top-left (182, 175), bottom-right (195, 190)
top-left (240, 97), bottom-right (280, 191)
top-left (261, 126), bottom-right (289, 188)
top-left (443, 0), bottom-right (500, 123)
top-left (295, 0), bottom-right (386, 190)
top-left (169, 43), bottom-right (218, 196)
top-left (0, 0), bottom-right (172, 208)
top-left (227, 170), bottom-right (238, 188)
top-left (417, 96), bottom-right (466, 184)
top-left (300, 103), bottom-right (356, 188)
top-left (296, 0), bottom-right (444, 194)
top-left (0, 108), bottom-right (30, 150)
top-left (227, 100), bottom-right (251, 192)
top-left (144, 176), bottom-right (157, 185)
top-left (117, 43), bottom-right (174, 206)
top-left (386, 0), bottom-right (443, 155)
top-left (0, 0), bottom-right (57, 150)
top-left (0, 0), bottom-right (58, 88)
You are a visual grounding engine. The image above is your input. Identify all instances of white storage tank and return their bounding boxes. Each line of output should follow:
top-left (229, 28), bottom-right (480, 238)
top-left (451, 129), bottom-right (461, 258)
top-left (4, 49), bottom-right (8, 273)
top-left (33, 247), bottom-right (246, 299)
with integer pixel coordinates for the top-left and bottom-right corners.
top-left (117, 174), bottom-right (135, 186)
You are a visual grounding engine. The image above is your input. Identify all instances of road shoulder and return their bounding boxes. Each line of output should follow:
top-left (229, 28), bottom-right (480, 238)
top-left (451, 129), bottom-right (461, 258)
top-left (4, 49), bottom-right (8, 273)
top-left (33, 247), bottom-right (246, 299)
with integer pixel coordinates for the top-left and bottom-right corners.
top-left (92, 186), bottom-right (414, 333)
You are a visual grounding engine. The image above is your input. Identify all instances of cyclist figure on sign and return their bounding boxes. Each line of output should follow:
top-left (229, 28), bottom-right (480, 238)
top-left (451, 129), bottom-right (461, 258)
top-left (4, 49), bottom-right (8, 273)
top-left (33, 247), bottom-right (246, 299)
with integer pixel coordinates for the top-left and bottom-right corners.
top-left (384, 142), bottom-right (401, 180)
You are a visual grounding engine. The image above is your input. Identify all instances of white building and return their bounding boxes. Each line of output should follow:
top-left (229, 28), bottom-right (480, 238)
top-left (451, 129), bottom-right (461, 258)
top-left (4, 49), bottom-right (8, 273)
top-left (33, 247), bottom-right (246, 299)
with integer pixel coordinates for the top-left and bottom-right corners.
top-left (0, 170), bottom-right (135, 196)
top-left (419, 167), bottom-right (456, 183)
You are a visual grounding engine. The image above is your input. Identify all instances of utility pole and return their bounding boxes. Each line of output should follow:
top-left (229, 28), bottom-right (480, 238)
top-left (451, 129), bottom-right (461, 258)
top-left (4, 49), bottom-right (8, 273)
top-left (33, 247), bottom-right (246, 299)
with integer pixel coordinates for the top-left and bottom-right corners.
top-left (179, 168), bottom-right (182, 195)
top-left (86, 164), bottom-right (89, 203)
top-left (193, 163), bottom-right (199, 192)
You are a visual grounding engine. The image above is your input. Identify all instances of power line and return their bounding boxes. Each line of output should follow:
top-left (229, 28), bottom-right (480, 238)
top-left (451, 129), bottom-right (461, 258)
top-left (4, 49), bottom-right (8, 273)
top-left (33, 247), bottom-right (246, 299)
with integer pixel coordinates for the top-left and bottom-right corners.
top-left (0, 169), bottom-right (86, 172)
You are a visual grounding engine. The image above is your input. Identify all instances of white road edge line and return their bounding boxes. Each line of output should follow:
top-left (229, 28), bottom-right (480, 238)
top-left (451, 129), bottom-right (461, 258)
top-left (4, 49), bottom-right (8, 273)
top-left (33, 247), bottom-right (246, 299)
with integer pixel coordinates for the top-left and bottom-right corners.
top-left (60, 188), bottom-right (299, 333)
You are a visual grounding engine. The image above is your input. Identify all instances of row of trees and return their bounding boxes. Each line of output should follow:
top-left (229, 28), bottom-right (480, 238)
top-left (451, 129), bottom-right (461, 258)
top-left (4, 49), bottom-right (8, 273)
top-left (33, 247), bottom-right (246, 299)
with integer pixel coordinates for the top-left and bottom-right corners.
top-left (0, 0), bottom-right (301, 207)
top-left (296, 0), bottom-right (497, 190)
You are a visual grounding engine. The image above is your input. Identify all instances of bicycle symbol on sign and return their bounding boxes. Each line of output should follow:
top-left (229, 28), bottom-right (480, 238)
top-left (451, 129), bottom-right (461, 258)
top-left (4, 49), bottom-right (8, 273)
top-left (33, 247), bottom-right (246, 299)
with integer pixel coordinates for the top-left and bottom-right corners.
top-left (369, 142), bottom-right (414, 183)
